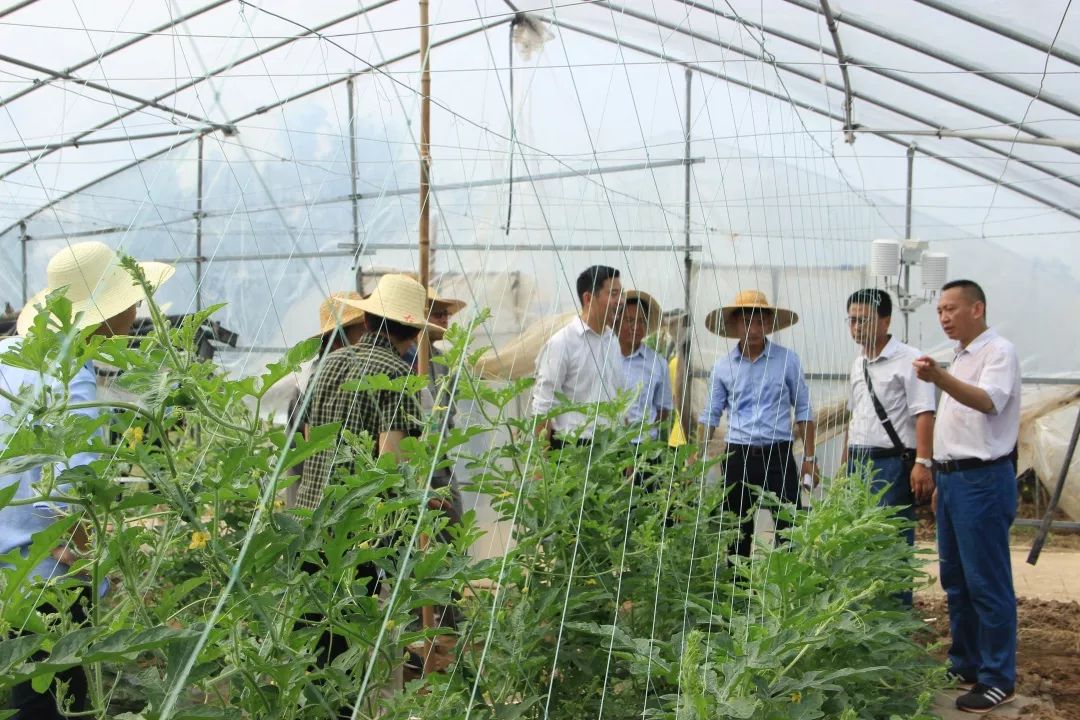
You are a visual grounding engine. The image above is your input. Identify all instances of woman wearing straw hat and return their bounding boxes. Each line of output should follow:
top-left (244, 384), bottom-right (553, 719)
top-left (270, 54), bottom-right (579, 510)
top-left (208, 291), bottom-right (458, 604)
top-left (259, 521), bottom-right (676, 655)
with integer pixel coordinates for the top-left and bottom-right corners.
top-left (293, 274), bottom-right (441, 714)
top-left (284, 291), bottom-right (369, 506)
top-left (698, 289), bottom-right (817, 559)
top-left (1, 241), bottom-right (173, 719)
top-left (296, 274), bottom-right (441, 508)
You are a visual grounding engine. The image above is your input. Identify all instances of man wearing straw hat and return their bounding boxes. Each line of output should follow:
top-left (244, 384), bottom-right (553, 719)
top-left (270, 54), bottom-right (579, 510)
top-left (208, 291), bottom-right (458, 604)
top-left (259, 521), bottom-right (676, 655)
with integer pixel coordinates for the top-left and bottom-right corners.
top-left (699, 289), bottom-right (816, 558)
top-left (618, 290), bottom-right (673, 445)
top-left (1, 241), bottom-right (173, 719)
top-left (532, 265), bottom-right (625, 447)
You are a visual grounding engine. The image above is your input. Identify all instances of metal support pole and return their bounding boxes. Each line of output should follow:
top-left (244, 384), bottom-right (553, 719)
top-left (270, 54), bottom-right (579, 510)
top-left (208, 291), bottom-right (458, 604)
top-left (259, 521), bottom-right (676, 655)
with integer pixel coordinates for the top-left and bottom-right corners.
top-left (347, 78), bottom-right (361, 288)
top-left (902, 145), bottom-right (915, 343)
top-left (19, 221), bottom-right (29, 304)
top-left (1027, 405), bottom-right (1080, 564)
top-left (678, 68), bottom-right (694, 440)
top-left (195, 136), bottom-right (205, 313)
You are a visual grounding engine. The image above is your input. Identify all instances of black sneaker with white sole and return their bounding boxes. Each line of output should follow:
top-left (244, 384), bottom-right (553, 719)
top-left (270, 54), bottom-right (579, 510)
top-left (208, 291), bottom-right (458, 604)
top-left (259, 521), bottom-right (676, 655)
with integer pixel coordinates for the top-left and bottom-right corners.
top-left (956, 683), bottom-right (1015, 714)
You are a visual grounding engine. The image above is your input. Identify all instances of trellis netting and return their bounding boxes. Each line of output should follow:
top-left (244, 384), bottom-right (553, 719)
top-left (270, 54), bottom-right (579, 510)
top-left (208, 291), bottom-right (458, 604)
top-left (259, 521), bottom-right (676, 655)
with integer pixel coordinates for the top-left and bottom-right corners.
top-left (2, 1), bottom-right (1080, 717)
top-left (4, 0), bottom-right (1076, 507)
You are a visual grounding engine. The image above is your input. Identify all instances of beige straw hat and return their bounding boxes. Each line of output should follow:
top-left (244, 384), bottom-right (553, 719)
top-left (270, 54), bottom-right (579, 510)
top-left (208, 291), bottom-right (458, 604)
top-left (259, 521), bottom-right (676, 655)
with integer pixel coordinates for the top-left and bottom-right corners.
top-left (621, 290), bottom-right (663, 336)
top-left (17, 241), bottom-right (174, 336)
top-left (342, 274), bottom-right (445, 333)
top-left (425, 286), bottom-right (466, 340)
top-left (704, 289), bottom-right (798, 338)
top-left (427, 286), bottom-right (466, 316)
top-left (311, 291), bottom-right (367, 340)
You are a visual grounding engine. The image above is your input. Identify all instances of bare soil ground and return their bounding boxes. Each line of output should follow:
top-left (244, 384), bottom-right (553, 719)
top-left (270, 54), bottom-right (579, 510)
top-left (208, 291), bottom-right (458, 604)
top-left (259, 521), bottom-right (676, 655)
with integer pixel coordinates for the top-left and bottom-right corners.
top-left (917, 589), bottom-right (1080, 719)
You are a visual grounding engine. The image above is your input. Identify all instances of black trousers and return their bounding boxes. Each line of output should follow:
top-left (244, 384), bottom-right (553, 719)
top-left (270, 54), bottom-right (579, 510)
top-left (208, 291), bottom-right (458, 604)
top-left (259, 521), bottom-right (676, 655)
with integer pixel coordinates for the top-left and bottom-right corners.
top-left (8, 585), bottom-right (93, 720)
top-left (297, 558), bottom-right (381, 720)
top-left (722, 442), bottom-right (802, 557)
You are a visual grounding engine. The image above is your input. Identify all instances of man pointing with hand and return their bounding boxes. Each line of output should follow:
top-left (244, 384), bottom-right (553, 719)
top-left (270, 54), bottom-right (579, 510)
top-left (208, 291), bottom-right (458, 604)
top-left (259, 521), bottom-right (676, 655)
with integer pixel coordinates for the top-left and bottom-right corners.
top-left (914, 279), bottom-right (1020, 715)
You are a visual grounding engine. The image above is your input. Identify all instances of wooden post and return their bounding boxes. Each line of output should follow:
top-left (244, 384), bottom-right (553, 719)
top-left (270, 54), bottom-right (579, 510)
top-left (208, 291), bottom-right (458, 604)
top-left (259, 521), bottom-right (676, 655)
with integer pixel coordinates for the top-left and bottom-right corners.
top-left (418, 0), bottom-right (432, 377)
top-left (417, 0), bottom-right (437, 677)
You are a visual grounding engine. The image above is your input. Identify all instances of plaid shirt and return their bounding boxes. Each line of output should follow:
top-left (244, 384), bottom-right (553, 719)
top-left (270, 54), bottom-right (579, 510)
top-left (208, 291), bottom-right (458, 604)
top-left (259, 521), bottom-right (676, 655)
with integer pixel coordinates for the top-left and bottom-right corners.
top-left (296, 332), bottom-right (423, 509)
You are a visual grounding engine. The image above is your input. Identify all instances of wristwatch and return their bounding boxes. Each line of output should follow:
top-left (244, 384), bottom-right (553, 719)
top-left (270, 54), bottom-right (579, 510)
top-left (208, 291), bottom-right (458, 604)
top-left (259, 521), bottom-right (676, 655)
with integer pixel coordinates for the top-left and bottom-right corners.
top-left (803, 455), bottom-right (816, 464)
top-left (914, 457), bottom-right (933, 469)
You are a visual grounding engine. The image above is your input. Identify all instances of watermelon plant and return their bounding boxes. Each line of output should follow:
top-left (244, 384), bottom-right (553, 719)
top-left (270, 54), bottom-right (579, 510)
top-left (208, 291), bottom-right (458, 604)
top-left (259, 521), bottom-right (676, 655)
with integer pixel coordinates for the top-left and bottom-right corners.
top-left (0, 258), bottom-right (943, 719)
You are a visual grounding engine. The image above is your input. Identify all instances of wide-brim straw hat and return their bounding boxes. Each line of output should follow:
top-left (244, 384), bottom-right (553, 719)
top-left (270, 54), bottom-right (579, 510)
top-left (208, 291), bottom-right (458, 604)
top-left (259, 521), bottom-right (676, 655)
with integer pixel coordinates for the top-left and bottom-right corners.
top-left (311, 291), bottom-right (367, 340)
top-left (425, 286), bottom-right (466, 340)
top-left (17, 241), bottom-right (175, 336)
top-left (427, 286), bottom-right (466, 316)
top-left (342, 273), bottom-right (445, 333)
top-left (621, 290), bottom-right (663, 336)
top-left (704, 289), bottom-right (798, 338)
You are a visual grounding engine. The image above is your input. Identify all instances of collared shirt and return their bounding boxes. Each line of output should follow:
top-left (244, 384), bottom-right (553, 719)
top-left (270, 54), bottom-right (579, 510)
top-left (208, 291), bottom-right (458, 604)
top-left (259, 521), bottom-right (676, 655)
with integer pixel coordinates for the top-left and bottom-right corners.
top-left (0, 336), bottom-right (101, 584)
top-left (531, 317), bottom-right (625, 438)
top-left (934, 328), bottom-right (1020, 462)
top-left (622, 342), bottom-right (674, 440)
top-left (297, 333), bottom-right (423, 509)
top-left (699, 340), bottom-right (813, 445)
top-left (848, 336), bottom-right (937, 449)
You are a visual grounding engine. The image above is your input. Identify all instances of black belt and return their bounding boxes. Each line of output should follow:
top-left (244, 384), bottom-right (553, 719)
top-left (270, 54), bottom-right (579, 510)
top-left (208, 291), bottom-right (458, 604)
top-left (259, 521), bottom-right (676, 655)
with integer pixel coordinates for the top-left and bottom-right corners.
top-left (934, 455), bottom-right (1010, 474)
top-left (849, 446), bottom-right (913, 461)
top-left (726, 441), bottom-right (792, 457)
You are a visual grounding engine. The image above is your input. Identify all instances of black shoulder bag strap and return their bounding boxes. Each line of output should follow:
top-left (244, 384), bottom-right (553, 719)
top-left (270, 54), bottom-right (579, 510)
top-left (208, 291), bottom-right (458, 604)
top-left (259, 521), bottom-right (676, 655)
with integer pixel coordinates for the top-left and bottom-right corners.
top-left (862, 358), bottom-right (906, 452)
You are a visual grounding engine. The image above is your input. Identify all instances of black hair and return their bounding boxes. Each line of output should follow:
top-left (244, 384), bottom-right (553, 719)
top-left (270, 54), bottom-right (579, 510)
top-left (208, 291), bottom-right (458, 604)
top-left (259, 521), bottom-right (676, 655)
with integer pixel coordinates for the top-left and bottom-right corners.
top-left (622, 297), bottom-right (650, 323)
top-left (942, 279), bottom-right (986, 306)
top-left (576, 265), bottom-right (620, 305)
top-left (364, 313), bottom-right (420, 343)
top-left (846, 288), bottom-right (893, 318)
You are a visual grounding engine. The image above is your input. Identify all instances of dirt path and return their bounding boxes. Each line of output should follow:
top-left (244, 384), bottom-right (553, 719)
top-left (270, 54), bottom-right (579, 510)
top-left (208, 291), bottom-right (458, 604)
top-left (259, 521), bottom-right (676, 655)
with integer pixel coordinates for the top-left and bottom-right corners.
top-left (915, 544), bottom-right (1080, 603)
top-left (917, 546), bottom-right (1080, 719)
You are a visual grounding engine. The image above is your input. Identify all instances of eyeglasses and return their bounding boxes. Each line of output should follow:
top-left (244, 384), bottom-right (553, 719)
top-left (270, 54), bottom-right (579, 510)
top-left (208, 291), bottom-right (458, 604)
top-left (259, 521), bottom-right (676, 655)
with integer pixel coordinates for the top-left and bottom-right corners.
top-left (846, 315), bottom-right (878, 326)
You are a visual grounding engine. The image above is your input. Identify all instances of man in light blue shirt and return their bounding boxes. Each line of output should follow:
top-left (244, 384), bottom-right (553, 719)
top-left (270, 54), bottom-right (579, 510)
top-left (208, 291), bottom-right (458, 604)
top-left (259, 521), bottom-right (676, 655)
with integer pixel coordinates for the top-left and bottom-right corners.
top-left (618, 291), bottom-right (673, 442)
top-left (1, 241), bottom-right (173, 719)
top-left (699, 290), bottom-right (816, 558)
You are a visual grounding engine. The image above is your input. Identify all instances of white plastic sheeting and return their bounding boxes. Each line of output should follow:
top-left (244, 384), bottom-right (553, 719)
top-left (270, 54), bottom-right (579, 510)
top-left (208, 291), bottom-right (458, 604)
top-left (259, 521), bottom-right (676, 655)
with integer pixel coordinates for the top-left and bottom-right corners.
top-left (1, 1), bottom-right (1078, 511)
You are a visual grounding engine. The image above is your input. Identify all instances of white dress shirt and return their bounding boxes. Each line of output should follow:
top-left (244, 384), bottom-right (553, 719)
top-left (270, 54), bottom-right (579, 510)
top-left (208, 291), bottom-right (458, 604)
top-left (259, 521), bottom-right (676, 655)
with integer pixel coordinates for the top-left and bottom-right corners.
top-left (531, 316), bottom-right (625, 438)
top-left (848, 336), bottom-right (937, 449)
top-left (934, 328), bottom-right (1021, 462)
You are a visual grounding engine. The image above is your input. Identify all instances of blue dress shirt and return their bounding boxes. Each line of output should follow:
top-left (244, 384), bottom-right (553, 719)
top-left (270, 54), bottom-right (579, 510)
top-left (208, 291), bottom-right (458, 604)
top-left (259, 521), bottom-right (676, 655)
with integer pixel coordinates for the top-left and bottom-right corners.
top-left (0, 336), bottom-right (101, 584)
top-left (622, 343), bottom-right (674, 440)
top-left (699, 340), bottom-right (813, 445)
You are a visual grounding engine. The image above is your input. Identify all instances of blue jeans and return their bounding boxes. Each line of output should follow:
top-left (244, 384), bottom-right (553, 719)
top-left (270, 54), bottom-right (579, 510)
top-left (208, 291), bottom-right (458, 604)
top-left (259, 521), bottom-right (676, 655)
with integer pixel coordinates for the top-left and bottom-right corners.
top-left (848, 449), bottom-right (915, 606)
top-left (937, 461), bottom-right (1017, 690)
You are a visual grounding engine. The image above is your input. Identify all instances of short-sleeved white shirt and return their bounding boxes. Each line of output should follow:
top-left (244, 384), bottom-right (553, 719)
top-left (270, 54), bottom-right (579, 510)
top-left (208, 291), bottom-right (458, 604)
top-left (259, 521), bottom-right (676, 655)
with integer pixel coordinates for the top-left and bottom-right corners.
top-left (848, 336), bottom-right (937, 449)
top-left (531, 317), bottom-right (625, 438)
top-left (933, 328), bottom-right (1021, 462)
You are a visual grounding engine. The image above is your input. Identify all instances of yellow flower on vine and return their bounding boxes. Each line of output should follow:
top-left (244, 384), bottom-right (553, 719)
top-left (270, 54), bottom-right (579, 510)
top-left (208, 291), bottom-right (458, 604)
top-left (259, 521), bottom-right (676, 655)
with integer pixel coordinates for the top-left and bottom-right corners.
top-left (123, 426), bottom-right (144, 450)
top-left (790, 691), bottom-right (802, 704)
top-left (188, 530), bottom-right (211, 550)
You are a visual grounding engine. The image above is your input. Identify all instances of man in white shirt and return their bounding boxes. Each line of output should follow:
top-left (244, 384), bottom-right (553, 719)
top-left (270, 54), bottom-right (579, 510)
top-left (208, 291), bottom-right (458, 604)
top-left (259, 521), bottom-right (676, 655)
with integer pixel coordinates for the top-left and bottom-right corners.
top-left (532, 265), bottom-right (625, 447)
top-left (914, 279), bottom-right (1020, 714)
top-left (844, 289), bottom-right (935, 606)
